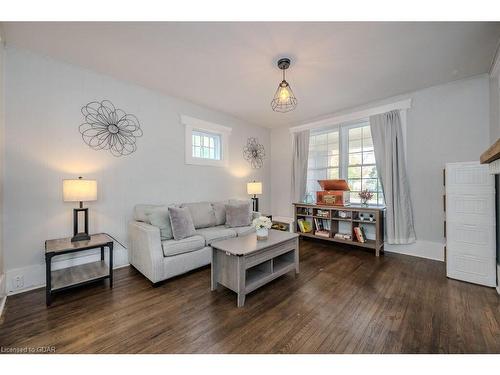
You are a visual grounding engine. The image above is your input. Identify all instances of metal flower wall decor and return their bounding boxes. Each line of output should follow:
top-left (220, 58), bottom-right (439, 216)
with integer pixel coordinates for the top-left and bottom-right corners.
top-left (79, 100), bottom-right (143, 157)
top-left (243, 137), bottom-right (265, 169)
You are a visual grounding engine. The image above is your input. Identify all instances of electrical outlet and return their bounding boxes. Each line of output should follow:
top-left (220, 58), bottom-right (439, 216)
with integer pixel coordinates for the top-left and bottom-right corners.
top-left (14, 275), bottom-right (24, 289)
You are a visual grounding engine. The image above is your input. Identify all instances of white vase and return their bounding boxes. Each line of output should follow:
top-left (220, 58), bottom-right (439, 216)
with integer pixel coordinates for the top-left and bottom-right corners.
top-left (256, 228), bottom-right (269, 240)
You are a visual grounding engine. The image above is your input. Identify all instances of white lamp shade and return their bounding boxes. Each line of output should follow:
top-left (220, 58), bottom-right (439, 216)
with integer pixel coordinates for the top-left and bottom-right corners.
top-left (63, 179), bottom-right (97, 202)
top-left (247, 182), bottom-right (262, 195)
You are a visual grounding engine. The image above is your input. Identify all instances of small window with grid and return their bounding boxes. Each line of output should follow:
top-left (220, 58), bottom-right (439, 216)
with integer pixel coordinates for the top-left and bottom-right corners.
top-left (191, 130), bottom-right (221, 161)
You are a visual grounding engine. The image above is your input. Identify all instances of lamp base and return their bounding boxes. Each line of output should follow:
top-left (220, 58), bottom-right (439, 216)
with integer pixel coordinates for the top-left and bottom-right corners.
top-left (72, 206), bottom-right (90, 242)
top-left (71, 233), bottom-right (91, 242)
top-left (251, 197), bottom-right (259, 212)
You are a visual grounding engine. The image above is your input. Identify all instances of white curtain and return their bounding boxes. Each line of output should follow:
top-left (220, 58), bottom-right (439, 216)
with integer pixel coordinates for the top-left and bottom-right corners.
top-left (291, 130), bottom-right (310, 203)
top-left (370, 110), bottom-right (416, 244)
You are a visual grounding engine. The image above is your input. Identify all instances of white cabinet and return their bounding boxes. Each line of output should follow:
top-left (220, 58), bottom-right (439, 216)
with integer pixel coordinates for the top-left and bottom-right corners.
top-left (445, 162), bottom-right (496, 287)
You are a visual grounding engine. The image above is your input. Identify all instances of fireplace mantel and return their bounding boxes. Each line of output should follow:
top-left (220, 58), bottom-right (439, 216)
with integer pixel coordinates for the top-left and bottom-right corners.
top-left (480, 138), bottom-right (500, 174)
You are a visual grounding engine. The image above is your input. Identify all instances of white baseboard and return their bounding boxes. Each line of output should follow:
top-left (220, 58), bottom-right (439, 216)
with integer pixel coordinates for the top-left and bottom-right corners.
top-left (6, 246), bottom-right (129, 296)
top-left (385, 240), bottom-right (444, 262)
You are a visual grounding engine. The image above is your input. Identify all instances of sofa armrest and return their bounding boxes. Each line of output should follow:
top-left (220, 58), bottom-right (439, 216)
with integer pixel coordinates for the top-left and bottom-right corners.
top-left (128, 221), bottom-right (164, 283)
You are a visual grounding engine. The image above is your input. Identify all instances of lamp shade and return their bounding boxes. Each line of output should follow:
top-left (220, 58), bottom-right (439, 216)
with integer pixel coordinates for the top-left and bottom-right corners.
top-left (63, 178), bottom-right (97, 202)
top-left (247, 181), bottom-right (262, 195)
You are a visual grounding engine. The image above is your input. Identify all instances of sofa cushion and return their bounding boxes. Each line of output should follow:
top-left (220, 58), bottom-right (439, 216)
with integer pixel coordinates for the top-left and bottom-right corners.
top-left (181, 202), bottom-right (216, 229)
top-left (161, 235), bottom-right (205, 257)
top-left (232, 225), bottom-right (255, 237)
top-left (211, 201), bottom-right (228, 226)
top-left (134, 204), bottom-right (165, 223)
top-left (195, 225), bottom-right (237, 245)
top-left (169, 206), bottom-right (196, 240)
top-left (147, 206), bottom-right (174, 240)
top-left (225, 202), bottom-right (252, 227)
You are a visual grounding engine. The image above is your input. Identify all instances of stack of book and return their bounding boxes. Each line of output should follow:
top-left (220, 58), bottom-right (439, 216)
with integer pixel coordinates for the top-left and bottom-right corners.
top-left (334, 233), bottom-right (352, 241)
top-left (315, 209), bottom-right (330, 218)
top-left (353, 226), bottom-right (367, 243)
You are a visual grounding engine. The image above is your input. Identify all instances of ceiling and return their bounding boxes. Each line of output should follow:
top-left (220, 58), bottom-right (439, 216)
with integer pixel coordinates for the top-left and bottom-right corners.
top-left (3, 22), bottom-right (500, 128)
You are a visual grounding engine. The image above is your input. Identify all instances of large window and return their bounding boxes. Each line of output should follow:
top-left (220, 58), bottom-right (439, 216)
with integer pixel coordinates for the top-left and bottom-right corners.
top-left (307, 129), bottom-right (339, 194)
top-left (306, 121), bottom-right (384, 206)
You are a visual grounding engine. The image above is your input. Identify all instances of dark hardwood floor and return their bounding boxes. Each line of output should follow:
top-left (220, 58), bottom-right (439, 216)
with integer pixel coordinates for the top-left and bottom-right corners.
top-left (1, 238), bottom-right (499, 353)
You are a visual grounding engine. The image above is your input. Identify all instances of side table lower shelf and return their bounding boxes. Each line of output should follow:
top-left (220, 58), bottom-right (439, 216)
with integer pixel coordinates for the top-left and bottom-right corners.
top-left (51, 261), bottom-right (110, 291)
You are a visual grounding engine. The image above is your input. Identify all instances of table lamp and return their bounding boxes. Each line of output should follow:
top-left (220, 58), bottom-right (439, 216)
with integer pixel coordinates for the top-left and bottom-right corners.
top-left (247, 181), bottom-right (262, 212)
top-left (63, 177), bottom-right (97, 242)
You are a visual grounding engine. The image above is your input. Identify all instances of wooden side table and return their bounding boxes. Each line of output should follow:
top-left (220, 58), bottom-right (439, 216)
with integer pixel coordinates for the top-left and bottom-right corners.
top-left (45, 233), bottom-right (114, 306)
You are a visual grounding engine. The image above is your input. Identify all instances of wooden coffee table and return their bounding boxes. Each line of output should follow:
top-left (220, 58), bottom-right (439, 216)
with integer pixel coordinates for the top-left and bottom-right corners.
top-left (210, 229), bottom-right (299, 307)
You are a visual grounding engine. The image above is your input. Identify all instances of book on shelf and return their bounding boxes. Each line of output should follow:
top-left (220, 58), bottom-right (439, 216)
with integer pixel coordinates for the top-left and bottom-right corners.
top-left (353, 227), bottom-right (367, 243)
top-left (316, 209), bottom-right (330, 218)
top-left (334, 233), bottom-right (352, 241)
top-left (315, 230), bottom-right (330, 238)
top-left (297, 218), bottom-right (313, 233)
top-left (360, 226), bottom-right (368, 242)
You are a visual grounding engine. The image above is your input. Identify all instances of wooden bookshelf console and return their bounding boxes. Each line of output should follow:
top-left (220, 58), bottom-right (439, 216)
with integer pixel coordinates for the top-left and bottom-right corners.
top-left (293, 203), bottom-right (385, 256)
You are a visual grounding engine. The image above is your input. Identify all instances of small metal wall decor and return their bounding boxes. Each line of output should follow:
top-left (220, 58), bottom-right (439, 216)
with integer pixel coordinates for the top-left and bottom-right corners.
top-left (243, 137), bottom-right (265, 169)
top-left (79, 100), bottom-right (143, 157)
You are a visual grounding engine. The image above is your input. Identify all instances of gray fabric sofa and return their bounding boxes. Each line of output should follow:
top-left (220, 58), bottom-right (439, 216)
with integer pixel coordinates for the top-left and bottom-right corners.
top-left (128, 200), bottom-right (259, 284)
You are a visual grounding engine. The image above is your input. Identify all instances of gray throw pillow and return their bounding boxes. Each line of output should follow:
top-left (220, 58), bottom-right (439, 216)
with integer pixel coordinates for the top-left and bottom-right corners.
top-left (168, 206), bottom-right (196, 240)
top-left (181, 202), bottom-right (216, 229)
top-left (147, 207), bottom-right (173, 241)
top-left (212, 201), bottom-right (227, 226)
top-left (225, 202), bottom-right (252, 228)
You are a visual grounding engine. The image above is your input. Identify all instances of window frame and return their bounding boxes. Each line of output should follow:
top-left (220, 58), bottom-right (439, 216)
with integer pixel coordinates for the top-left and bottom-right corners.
top-left (307, 119), bottom-right (385, 206)
top-left (182, 115), bottom-right (232, 167)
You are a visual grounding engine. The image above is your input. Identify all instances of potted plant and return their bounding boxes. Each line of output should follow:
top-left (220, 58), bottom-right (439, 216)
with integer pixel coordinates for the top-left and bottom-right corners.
top-left (252, 216), bottom-right (273, 240)
top-left (358, 189), bottom-right (374, 206)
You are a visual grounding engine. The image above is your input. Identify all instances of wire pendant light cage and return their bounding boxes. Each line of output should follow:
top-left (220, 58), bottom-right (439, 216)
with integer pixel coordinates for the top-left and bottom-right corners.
top-left (271, 58), bottom-right (298, 113)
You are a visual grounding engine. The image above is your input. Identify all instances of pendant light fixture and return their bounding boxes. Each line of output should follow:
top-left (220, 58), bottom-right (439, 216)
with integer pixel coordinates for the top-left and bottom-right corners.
top-left (271, 57), bottom-right (298, 113)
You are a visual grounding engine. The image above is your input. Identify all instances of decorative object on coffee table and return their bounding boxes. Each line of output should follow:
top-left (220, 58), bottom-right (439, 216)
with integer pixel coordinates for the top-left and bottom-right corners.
top-left (79, 100), bottom-right (143, 157)
top-left (63, 177), bottom-right (97, 242)
top-left (252, 216), bottom-right (272, 240)
top-left (247, 180), bottom-right (262, 212)
top-left (45, 233), bottom-right (113, 306)
top-left (358, 189), bottom-right (374, 206)
top-left (243, 137), bottom-right (265, 168)
top-left (211, 230), bottom-right (299, 307)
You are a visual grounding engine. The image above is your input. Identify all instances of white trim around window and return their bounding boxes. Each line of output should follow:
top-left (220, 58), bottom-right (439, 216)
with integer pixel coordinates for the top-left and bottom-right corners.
top-left (181, 115), bottom-right (232, 167)
top-left (289, 98), bottom-right (412, 133)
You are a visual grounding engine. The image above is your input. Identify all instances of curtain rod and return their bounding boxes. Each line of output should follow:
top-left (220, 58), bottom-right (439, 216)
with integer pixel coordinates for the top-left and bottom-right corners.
top-left (289, 98), bottom-right (412, 133)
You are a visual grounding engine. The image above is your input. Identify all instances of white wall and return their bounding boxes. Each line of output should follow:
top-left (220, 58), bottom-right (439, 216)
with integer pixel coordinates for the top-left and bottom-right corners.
top-left (271, 75), bottom-right (491, 261)
top-left (0, 33), bottom-right (5, 312)
top-left (4, 47), bottom-right (271, 293)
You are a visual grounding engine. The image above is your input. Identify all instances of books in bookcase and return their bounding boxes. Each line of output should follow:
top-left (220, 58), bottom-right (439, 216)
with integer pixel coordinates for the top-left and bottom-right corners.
top-left (334, 233), bottom-right (352, 241)
top-left (315, 230), bottom-right (330, 238)
top-left (353, 226), bottom-right (367, 243)
top-left (297, 218), bottom-right (313, 233)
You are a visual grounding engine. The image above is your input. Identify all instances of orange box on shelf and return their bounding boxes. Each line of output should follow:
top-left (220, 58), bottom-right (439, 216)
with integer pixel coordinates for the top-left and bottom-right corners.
top-left (316, 179), bottom-right (351, 206)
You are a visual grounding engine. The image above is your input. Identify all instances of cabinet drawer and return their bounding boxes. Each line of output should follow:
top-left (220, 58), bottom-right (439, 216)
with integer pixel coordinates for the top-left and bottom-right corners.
top-left (245, 240), bottom-right (296, 268)
top-left (446, 193), bottom-right (495, 225)
top-left (446, 254), bottom-right (496, 287)
top-left (446, 222), bottom-right (495, 258)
